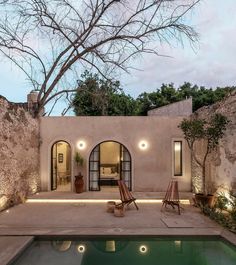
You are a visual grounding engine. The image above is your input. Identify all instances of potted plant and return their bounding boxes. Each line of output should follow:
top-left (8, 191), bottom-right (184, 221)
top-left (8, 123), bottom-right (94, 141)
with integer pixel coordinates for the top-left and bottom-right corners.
top-left (179, 113), bottom-right (229, 206)
top-left (74, 151), bottom-right (84, 193)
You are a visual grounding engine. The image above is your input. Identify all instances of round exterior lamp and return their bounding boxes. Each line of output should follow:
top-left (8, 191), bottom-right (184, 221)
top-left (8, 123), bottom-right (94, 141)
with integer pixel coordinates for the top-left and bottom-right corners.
top-left (139, 140), bottom-right (148, 150)
top-left (77, 140), bottom-right (86, 150)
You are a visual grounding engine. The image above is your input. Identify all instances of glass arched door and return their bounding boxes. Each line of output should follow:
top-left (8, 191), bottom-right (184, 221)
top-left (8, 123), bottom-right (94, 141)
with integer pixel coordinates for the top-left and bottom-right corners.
top-left (51, 141), bottom-right (71, 191)
top-left (89, 141), bottom-right (132, 191)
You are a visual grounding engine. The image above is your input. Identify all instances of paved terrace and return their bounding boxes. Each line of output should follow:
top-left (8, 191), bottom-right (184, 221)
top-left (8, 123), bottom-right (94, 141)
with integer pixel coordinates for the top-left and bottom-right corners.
top-left (0, 191), bottom-right (236, 264)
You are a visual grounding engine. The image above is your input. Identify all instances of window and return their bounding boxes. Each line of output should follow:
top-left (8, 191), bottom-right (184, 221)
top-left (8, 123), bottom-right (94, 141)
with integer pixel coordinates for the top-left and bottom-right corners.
top-left (174, 141), bottom-right (182, 176)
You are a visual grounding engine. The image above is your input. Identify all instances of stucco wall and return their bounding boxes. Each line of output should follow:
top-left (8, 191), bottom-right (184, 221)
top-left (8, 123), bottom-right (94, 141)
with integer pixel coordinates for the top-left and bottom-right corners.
top-left (191, 91), bottom-right (236, 191)
top-left (40, 116), bottom-right (191, 192)
top-left (0, 96), bottom-right (40, 211)
top-left (148, 98), bottom-right (192, 117)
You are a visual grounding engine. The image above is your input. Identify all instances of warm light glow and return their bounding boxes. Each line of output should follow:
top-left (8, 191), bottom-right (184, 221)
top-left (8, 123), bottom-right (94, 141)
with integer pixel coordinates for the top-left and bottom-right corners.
top-left (139, 140), bottom-right (148, 150)
top-left (26, 199), bottom-right (120, 203)
top-left (0, 196), bottom-right (8, 208)
top-left (52, 241), bottom-right (71, 252)
top-left (6, 210), bottom-right (9, 213)
top-left (77, 140), bottom-right (86, 150)
top-left (174, 142), bottom-right (181, 151)
top-left (26, 199), bottom-right (190, 204)
top-left (139, 245), bottom-right (148, 254)
top-left (106, 241), bottom-right (116, 252)
top-left (174, 240), bottom-right (182, 252)
top-left (215, 187), bottom-right (232, 210)
top-left (77, 244), bottom-right (86, 253)
top-left (174, 240), bottom-right (181, 246)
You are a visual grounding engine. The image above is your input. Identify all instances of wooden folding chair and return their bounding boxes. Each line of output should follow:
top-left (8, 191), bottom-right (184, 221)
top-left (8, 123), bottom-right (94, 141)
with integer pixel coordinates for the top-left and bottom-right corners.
top-left (161, 180), bottom-right (182, 215)
top-left (117, 180), bottom-right (139, 210)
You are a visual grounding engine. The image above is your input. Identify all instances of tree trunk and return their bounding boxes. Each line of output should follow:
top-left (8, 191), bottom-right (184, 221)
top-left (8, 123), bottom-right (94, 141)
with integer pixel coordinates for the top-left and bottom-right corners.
top-left (202, 165), bottom-right (206, 195)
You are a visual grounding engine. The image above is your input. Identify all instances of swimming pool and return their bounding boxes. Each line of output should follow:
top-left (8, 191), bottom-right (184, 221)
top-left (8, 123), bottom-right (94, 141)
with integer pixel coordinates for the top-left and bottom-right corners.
top-left (11, 237), bottom-right (236, 265)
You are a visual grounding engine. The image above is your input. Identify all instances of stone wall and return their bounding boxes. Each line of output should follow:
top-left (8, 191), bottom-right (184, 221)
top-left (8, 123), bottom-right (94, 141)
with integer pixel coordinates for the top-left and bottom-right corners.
top-left (191, 91), bottom-right (236, 192)
top-left (0, 96), bottom-right (40, 211)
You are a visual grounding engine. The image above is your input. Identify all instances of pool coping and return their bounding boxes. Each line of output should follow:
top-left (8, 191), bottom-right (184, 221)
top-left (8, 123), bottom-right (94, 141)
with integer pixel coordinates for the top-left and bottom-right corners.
top-left (0, 236), bottom-right (34, 265)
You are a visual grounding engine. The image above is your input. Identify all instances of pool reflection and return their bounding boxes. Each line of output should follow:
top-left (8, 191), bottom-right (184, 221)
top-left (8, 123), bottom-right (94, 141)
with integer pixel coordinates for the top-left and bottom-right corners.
top-left (13, 238), bottom-right (236, 265)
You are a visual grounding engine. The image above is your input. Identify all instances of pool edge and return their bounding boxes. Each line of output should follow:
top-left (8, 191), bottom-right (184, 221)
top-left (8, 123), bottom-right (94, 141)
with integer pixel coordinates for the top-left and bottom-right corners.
top-left (0, 236), bottom-right (34, 265)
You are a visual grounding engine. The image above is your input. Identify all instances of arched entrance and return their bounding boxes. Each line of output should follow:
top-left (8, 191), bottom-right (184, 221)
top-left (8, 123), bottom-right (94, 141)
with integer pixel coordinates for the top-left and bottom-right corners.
top-left (51, 141), bottom-right (71, 191)
top-left (89, 141), bottom-right (132, 191)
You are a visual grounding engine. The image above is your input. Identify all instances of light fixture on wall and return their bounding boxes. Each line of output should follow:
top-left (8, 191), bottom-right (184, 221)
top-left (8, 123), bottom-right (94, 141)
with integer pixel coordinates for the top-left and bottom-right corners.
top-left (77, 140), bottom-right (86, 150)
top-left (139, 140), bottom-right (148, 150)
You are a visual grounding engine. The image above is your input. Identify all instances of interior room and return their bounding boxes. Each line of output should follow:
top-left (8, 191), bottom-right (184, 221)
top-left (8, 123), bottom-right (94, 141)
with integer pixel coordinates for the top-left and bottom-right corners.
top-left (51, 141), bottom-right (71, 191)
top-left (99, 142), bottom-right (120, 190)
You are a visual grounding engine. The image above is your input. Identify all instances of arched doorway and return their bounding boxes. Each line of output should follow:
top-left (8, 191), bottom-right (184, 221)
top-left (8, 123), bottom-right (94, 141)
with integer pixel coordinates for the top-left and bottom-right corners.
top-left (51, 141), bottom-right (71, 191)
top-left (89, 141), bottom-right (132, 191)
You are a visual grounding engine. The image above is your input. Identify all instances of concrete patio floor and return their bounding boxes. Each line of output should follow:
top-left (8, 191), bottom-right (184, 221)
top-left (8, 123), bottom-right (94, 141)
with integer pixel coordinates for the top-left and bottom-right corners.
top-left (0, 191), bottom-right (236, 264)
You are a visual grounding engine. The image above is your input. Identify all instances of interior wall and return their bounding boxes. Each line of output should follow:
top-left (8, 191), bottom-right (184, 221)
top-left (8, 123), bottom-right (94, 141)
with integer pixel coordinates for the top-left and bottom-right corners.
top-left (56, 142), bottom-right (70, 174)
top-left (100, 142), bottom-right (120, 164)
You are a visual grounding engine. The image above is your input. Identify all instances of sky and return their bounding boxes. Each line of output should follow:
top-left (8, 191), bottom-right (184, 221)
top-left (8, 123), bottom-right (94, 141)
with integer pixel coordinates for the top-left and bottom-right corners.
top-left (0, 0), bottom-right (236, 115)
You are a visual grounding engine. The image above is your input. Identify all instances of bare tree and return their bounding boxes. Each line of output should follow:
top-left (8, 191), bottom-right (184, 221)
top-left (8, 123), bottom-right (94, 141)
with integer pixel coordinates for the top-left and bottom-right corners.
top-left (0, 0), bottom-right (200, 116)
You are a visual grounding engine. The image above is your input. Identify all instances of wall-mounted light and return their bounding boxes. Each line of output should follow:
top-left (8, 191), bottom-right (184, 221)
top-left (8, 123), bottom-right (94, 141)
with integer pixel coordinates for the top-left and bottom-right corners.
top-left (139, 140), bottom-right (148, 150)
top-left (139, 245), bottom-right (148, 254)
top-left (77, 244), bottom-right (86, 253)
top-left (77, 140), bottom-right (86, 150)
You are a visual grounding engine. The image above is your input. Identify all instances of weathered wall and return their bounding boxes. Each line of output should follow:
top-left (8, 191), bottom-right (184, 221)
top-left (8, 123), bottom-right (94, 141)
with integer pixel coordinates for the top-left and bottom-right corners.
top-left (0, 96), bottom-right (40, 211)
top-left (192, 91), bottom-right (236, 192)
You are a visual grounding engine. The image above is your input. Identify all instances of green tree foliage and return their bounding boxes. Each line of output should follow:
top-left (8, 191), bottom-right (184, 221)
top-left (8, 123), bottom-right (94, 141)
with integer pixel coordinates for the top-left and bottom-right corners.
top-left (179, 114), bottom-right (229, 194)
top-left (73, 71), bottom-right (138, 116)
top-left (73, 73), bottom-right (235, 116)
top-left (137, 82), bottom-right (235, 115)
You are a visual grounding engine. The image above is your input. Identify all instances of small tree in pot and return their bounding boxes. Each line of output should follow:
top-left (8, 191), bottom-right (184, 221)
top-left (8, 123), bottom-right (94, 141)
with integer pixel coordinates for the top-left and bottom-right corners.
top-left (74, 151), bottom-right (84, 193)
top-left (179, 113), bottom-right (229, 205)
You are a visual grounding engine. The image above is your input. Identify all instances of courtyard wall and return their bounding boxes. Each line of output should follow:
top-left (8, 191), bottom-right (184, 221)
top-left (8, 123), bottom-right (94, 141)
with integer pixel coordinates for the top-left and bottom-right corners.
top-left (191, 91), bottom-right (236, 192)
top-left (0, 96), bottom-right (40, 211)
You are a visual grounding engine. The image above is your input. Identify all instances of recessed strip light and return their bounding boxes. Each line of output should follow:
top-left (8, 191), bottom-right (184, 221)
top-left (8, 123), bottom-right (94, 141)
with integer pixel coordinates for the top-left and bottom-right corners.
top-left (26, 199), bottom-right (190, 204)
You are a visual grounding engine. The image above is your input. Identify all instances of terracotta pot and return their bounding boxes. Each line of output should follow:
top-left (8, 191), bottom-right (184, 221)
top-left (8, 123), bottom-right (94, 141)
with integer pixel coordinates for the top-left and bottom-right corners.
top-left (195, 194), bottom-right (215, 208)
top-left (107, 201), bottom-right (116, 213)
top-left (114, 205), bottom-right (125, 217)
top-left (74, 174), bottom-right (84, 193)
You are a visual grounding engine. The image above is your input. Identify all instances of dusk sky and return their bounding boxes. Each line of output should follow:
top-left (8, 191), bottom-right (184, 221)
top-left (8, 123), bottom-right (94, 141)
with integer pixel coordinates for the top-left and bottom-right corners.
top-left (0, 0), bottom-right (235, 115)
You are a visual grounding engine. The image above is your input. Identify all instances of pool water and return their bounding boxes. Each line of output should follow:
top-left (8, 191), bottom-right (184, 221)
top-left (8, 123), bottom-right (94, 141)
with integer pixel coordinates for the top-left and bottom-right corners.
top-left (12, 237), bottom-right (236, 265)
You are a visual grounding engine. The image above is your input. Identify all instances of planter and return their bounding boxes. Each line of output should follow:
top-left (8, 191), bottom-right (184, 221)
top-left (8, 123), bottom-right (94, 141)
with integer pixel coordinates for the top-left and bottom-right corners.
top-left (195, 193), bottom-right (215, 208)
top-left (74, 174), bottom-right (84, 193)
top-left (114, 205), bottom-right (125, 217)
top-left (107, 201), bottom-right (116, 213)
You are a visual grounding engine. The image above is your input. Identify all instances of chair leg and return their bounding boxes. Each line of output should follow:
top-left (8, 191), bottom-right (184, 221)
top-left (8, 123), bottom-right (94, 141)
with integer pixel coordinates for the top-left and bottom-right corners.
top-left (178, 204), bottom-right (181, 215)
top-left (134, 201), bottom-right (139, 210)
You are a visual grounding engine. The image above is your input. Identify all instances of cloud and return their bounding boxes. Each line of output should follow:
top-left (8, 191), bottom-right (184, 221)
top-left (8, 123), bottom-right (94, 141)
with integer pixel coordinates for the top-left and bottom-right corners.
top-left (1, 0), bottom-right (236, 112)
top-left (122, 0), bottom-right (236, 97)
